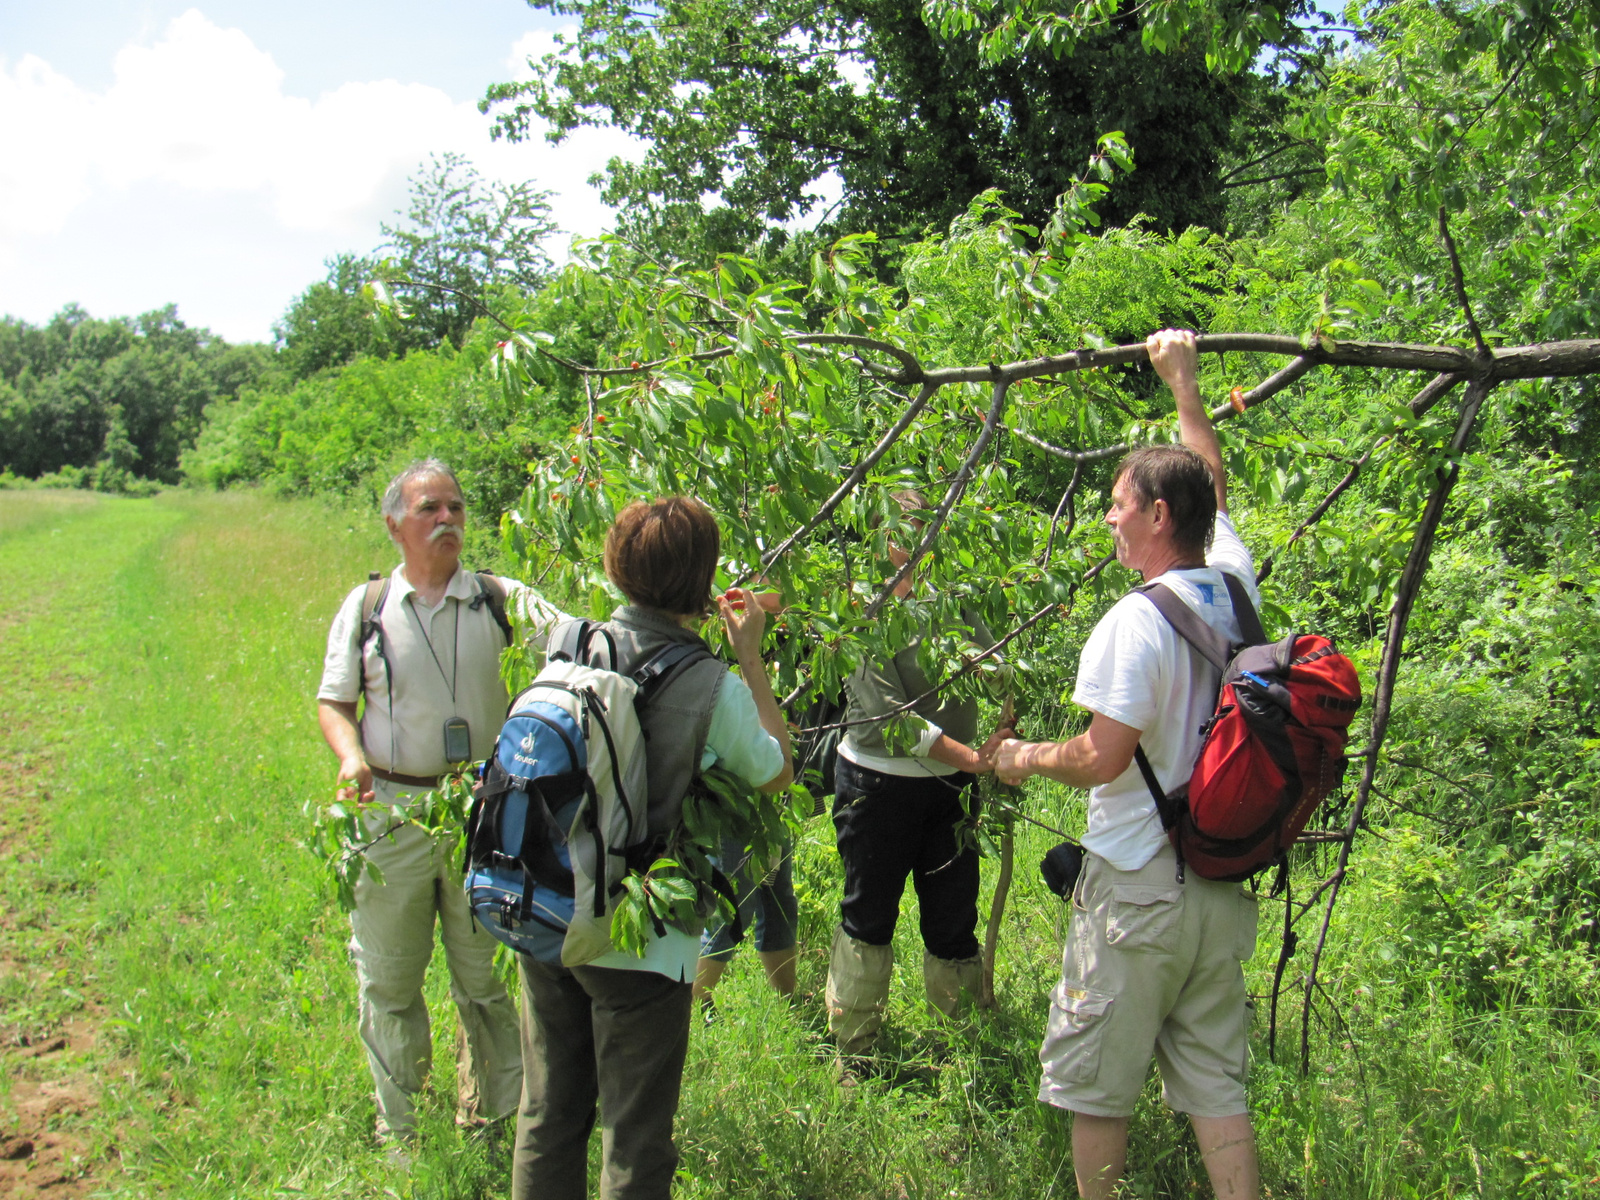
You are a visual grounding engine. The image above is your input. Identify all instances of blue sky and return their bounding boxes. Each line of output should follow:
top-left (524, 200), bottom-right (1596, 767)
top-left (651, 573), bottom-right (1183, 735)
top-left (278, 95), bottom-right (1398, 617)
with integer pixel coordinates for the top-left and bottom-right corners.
top-left (0, 2), bottom-right (643, 343)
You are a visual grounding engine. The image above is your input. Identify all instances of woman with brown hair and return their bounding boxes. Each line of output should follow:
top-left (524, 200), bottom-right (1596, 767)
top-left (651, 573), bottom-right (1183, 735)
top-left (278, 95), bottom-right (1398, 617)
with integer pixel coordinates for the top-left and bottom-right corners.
top-left (511, 496), bottom-right (792, 1200)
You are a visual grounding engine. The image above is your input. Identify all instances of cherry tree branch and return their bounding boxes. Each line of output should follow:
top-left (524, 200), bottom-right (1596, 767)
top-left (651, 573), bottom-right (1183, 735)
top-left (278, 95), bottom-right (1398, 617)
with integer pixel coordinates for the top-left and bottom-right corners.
top-left (1298, 375), bottom-right (1494, 1073)
top-left (733, 380), bottom-right (940, 585)
top-left (1438, 208), bottom-right (1491, 361)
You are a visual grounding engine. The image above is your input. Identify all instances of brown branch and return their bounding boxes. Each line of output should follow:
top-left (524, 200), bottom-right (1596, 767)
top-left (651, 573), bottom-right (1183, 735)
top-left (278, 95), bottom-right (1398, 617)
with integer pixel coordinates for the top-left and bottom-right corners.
top-left (1040, 461), bottom-right (1084, 568)
top-left (1438, 208), bottom-right (1491, 360)
top-left (1298, 375), bottom-right (1494, 1074)
top-left (537, 325), bottom-right (1598, 392)
top-left (1208, 355), bottom-right (1317, 420)
top-left (1220, 167), bottom-right (1327, 190)
top-left (1006, 352), bottom-right (1316, 472)
top-left (735, 381), bottom-right (940, 584)
top-left (864, 377), bottom-right (1010, 619)
top-left (1006, 425), bottom-right (1126, 465)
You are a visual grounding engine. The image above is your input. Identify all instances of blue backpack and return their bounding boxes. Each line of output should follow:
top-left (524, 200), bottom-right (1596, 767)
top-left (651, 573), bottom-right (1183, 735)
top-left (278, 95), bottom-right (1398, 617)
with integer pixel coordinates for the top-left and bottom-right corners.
top-left (463, 620), bottom-right (711, 965)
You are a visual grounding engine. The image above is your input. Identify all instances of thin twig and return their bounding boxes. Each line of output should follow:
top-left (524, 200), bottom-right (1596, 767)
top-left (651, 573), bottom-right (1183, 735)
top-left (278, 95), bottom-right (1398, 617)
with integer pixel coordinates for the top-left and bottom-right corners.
top-left (1255, 372), bottom-right (1466, 583)
top-left (864, 377), bottom-right (1011, 619)
top-left (1040, 462), bottom-right (1084, 569)
top-left (734, 381), bottom-right (940, 584)
top-left (1438, 208), bottom-right (1491, 360)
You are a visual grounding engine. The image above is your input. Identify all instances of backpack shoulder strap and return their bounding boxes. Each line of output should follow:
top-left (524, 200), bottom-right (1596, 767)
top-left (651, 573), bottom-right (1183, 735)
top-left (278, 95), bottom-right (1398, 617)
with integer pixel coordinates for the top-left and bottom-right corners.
top-left (359, 572), bottom-right (390, 650)
top-left (632, 641), bottom-right (714, 703)
top-left (471, 571), bottom-right (515, 646)
top-left (1134, 582), bottom-right (1232, 673)
top-left (1220, 572), bottom-right (1266, 646)
top-left (358, 572), bottom-right (395, 714)
top-left (547, 618), bottom-right (622, 670)
top-left (547, 619), bottom-right (592, 664)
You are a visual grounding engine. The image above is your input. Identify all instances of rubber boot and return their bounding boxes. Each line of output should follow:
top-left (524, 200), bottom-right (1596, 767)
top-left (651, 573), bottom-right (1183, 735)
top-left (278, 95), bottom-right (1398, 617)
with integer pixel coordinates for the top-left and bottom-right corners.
top-left (922, 951), bottom-right (986, 1020)
top-left (825, 926), bottom-right (893, 1058)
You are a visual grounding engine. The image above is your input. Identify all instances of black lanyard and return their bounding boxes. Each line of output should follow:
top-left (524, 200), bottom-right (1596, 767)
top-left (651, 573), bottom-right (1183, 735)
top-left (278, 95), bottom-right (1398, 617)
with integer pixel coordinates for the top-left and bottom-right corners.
top-left (408, 592), bottom-right (460, 704)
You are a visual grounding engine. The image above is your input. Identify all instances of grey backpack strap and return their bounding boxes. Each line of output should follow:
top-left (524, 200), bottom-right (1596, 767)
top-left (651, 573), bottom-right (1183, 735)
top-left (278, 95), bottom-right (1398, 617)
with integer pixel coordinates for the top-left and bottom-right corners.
top-left (632, 641), bottom-right (711, 702)
top-left (471, 572), bottom-right (515, 645)
top-left (1134, 582), bottom-right (1232, 672)
top-left (547, 619), bottom-right (593, 664)
top-left (359, 572), bottom-right (389, 647)
top-left (1220, 572), bottom-right (1266, 646)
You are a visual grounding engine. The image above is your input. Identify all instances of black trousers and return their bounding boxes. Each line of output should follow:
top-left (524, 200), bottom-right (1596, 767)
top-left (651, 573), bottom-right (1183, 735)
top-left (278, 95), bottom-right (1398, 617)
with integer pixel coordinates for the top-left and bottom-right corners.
top-left (832, 757), bottom-right (981, 960)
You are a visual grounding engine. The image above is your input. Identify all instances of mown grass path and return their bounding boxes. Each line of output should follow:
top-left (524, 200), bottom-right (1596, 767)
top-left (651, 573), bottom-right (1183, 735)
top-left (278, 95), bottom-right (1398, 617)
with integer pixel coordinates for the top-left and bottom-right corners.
top-left (2, 489), bottom-right (1595, 1199)
top-left (0, 490), bottom-right (514, 1198)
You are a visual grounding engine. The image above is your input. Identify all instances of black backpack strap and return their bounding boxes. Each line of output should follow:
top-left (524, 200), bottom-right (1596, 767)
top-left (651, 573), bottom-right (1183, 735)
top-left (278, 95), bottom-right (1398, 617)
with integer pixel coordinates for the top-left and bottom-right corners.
top-left (1134, 744), bottom-right (1187, 883)
top-left (358, 572), bottom-right (395, 719)
top-left (633, 641), bottom-right (713, 702)
top-left (471, 572), bottom-right (515, 645)
top-left (1134, 744), bottom-right (1183, 830)
top-left (1134, 582), bottom-right (1233, 672)
top-left (1220, 572), bottom-right (1266, 646)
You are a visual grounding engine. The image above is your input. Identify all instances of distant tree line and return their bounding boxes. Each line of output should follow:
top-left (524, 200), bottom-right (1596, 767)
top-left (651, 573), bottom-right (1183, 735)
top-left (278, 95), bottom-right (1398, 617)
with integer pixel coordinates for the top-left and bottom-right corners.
top-left (0, 305), bottom-right (275, 492)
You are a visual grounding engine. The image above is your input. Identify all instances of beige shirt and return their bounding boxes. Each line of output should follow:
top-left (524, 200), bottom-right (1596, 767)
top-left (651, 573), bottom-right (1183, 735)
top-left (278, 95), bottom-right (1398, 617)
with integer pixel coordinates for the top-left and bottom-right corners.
top-left (318, 566), bottom-right (562, 779)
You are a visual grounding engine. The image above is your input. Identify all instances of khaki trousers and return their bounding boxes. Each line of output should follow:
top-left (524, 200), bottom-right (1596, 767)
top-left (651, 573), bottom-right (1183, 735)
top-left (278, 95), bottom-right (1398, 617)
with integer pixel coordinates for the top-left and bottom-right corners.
top-left (349, 820), bottom-right (523, 1139)
top-left (1037, 844), bottom-right (1259, 1119)
top-left (513, 956), bottom-right (693, 1200)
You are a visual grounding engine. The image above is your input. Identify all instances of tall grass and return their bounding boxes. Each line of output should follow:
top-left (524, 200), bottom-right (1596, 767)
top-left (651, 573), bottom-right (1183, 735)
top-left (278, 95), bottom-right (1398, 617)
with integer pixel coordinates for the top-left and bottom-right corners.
top-left (2, 489), bottom-right (1596, 1198)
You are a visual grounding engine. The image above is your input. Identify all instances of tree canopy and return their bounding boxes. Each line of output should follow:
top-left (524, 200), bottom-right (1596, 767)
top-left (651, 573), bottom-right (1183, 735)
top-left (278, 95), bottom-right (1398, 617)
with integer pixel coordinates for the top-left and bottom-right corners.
top-left (378, 151), bottom-right (559, 349)
top-left (484, 0), bottom-right (1295, 254)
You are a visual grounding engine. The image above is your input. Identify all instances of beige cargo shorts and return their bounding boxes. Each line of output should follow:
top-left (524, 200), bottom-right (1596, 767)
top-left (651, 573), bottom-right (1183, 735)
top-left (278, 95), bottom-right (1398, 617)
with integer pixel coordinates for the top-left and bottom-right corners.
top-left (1037, 844), bottom-right (1259, 1119)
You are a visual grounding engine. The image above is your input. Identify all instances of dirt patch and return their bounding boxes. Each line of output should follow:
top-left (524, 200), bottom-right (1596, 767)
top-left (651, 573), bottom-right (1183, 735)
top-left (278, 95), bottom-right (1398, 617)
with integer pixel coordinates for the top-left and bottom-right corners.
top-left (1, 708), bottom-right (110, 1196)
top-left (0, 1019), bottom-right (104, 1198)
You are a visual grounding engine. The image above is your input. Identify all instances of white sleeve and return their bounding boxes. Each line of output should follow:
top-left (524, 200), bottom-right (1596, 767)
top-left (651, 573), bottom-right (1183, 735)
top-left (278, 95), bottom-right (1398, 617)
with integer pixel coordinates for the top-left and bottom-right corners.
top-left (701, 670), bottom-right (786, 787)
top-left (1071, 597), bottom-right (1170, 734)
top-left (317, 585), bottom-right (367, 704)
top-left (1207, 513), bottom-right (1261, 609)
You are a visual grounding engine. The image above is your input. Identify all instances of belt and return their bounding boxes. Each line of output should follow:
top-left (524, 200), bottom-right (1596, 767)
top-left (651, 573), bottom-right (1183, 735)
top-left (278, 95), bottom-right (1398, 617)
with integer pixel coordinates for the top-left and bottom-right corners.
top-left (369, 766), bottom-right (446, 789)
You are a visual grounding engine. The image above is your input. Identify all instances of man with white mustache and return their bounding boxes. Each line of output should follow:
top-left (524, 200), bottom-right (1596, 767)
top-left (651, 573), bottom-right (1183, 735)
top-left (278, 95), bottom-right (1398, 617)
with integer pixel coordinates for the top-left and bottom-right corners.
top-left (318, 458), bottom-right (563, 1153)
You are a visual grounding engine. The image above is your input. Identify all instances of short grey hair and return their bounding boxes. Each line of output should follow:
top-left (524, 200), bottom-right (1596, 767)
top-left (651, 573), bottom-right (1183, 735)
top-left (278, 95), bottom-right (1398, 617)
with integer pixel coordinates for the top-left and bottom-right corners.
top-left (381, 458), bottom-right (461, 524)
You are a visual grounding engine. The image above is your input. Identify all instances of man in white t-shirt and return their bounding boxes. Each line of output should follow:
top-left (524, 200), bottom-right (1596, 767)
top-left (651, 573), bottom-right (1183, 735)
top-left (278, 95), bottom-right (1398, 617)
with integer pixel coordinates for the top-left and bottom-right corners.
top-left (997, 331), bottom-right (1262, 1199)
top-left (318, 459), bottom-right (562, 1148)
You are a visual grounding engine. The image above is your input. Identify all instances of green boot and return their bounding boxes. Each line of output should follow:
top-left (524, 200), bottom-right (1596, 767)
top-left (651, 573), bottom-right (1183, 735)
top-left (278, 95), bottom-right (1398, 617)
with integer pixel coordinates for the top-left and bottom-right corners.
top-left (825, 925), bottom-right (893, 1059)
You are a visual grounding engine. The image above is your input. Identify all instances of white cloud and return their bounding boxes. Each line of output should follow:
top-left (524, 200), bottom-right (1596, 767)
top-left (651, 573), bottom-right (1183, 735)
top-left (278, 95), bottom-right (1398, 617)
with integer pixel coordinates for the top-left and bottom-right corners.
top-left (0, 10), bottom-right (649, 341)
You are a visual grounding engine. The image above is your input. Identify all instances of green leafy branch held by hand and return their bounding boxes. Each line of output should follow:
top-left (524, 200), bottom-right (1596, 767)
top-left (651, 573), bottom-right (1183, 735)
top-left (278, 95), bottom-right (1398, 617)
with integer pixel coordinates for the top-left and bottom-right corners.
top-left (302, 770), bottom-right (475, 913)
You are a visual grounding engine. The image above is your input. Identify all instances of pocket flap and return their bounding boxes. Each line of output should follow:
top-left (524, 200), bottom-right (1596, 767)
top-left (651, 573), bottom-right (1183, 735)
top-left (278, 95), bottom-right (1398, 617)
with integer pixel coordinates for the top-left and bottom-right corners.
top-left (1108, 884), bottom-right (1182, 909)
top-left (1051, 983), bottom-right (1114, 1019)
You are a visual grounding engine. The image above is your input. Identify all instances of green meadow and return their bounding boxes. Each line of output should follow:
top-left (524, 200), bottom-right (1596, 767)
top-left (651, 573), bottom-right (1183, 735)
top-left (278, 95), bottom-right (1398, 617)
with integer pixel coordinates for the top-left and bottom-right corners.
top-left (1, 489), bottom-right (1596, 1198)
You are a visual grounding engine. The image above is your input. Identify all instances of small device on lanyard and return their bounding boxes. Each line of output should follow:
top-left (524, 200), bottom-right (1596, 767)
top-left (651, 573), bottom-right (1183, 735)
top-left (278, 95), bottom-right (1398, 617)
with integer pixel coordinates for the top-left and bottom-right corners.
top-left (443, 716), bottom-right (471, 765)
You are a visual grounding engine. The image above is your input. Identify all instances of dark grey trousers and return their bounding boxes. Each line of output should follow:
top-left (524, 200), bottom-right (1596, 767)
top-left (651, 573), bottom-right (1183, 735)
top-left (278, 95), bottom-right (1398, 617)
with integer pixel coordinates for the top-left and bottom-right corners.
top-left (511, 956), bottom-right (693, 1200)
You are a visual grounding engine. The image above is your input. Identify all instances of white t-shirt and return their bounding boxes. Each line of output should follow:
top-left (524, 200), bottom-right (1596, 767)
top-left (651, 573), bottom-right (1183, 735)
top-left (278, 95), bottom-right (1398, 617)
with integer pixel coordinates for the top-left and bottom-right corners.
top-left (1073, 513), bottom-right (1260, 871)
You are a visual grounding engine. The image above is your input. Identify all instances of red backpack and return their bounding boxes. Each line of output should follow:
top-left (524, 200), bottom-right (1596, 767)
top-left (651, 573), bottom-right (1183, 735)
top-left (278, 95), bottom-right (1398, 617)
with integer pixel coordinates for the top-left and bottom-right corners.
top-left (1132, 574), bottom-right (1361, 884)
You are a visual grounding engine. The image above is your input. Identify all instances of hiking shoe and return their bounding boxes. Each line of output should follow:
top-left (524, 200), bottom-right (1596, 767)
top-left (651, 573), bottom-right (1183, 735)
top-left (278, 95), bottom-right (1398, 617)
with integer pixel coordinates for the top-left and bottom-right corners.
top-left (834, 1054), bottom-right (876, 1087)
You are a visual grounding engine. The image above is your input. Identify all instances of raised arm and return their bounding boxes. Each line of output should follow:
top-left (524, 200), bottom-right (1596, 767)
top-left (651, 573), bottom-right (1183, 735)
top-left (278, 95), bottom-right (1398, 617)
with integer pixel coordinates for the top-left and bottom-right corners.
top-left (1147, 329), bottom-right (1228, 514)
top-left (718, 587), bottom-right (795, 794)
